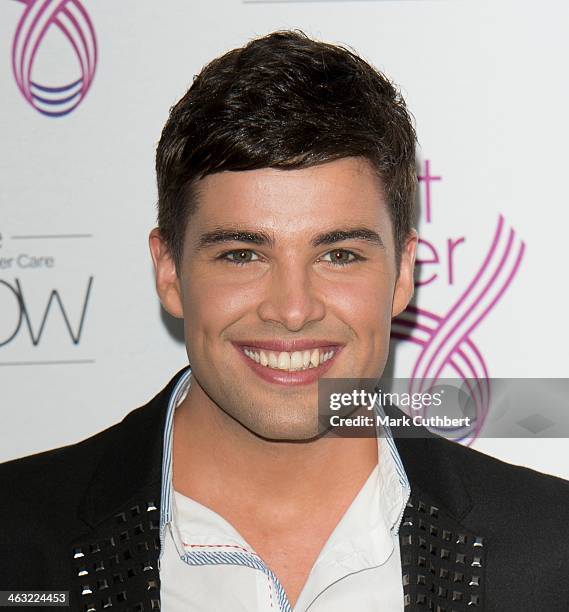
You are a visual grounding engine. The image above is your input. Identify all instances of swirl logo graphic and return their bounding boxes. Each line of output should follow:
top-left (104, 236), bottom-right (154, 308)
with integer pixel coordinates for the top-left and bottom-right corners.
top-left (391, 161), bottom-right (526, 444)
top-left (11, 0), bottom-right (97, 117)
top-left (392, 215), bottom-right (525, 443)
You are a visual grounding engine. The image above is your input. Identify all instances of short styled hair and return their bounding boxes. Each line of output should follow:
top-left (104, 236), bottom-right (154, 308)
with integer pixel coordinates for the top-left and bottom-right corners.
top-left (156, 30), bottom-right (417, 271)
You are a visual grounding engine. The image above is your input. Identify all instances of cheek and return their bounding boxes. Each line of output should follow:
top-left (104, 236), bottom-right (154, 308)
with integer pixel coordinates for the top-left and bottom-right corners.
top-left (182, 271), bottom-right (258, 341)
top-left (328, 275), bottom-right (393, 327)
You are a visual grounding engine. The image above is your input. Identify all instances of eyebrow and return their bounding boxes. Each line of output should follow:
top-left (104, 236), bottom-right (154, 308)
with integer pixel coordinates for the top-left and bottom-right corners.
top-left (195, 226), bottom-right (384, 250)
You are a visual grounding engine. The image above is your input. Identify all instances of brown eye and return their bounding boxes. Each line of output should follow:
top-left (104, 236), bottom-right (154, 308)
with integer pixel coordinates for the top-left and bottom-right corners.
top-left (224, 250), bottom-right (259, 265)
top-left (322, 249), bottom-right (357, 265)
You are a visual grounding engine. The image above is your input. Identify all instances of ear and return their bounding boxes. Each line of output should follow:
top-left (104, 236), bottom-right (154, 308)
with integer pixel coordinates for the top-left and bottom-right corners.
top-left (392, 229), bottom-right (418, 318)
top-left (149, 228), bottom-right (184, 319)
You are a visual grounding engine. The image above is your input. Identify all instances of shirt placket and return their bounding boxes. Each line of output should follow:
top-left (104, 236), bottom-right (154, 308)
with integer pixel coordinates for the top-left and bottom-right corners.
top-left (169, 501), bottom-right (292, 612)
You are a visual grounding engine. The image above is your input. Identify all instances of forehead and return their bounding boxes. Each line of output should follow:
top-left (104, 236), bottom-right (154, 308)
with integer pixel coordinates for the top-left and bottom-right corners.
top-left (190, 157), bottom-right (392, 239)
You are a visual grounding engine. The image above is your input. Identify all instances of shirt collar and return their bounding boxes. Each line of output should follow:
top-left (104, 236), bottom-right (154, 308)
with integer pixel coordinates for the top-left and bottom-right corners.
top-left (159, 366), bottom-right (411, 559)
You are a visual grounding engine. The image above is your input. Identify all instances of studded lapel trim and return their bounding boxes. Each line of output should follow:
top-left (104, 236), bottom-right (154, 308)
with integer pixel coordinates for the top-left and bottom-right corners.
top-left (71, 492), bottom-right (162, 612)
top-left (398, 489), bottom-right (485, 610)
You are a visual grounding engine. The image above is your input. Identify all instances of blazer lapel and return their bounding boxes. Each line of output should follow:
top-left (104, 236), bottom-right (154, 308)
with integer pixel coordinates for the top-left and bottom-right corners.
top-left (390, 411), bottom-right (486, 610)
top-left (70, 371), bottom-right (181, 612)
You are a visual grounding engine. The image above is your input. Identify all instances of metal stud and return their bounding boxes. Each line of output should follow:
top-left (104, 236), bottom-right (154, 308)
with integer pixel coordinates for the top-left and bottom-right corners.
top-left (119, 530), bottom-right (130, 542)
top-left (138, 541), bottom-right (150, 553)
top-left (469, 575), bottom-right (480, 587)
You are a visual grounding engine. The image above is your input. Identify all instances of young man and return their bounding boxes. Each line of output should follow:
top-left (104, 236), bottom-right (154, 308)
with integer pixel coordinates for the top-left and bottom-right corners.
top-left (1, 30), bottom-right (568, 611)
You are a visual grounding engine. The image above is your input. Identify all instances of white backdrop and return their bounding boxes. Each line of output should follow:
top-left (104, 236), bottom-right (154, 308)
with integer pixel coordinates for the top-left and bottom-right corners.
top-left (1, 0), bottom-right (568, 479)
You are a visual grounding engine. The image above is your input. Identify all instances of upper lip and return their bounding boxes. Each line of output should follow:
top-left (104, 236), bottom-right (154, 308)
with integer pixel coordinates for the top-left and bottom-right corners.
top-left (232, 339), bottom-right (344, 352)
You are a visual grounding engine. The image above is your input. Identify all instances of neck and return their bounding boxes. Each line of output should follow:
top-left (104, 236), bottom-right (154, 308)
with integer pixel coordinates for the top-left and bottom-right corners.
top-left (172, 380), bottom-right (378, 527)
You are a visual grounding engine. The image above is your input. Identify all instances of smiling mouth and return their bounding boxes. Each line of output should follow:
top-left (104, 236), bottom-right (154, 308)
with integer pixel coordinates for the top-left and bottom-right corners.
top-left (241, 346), bottom-right (338, 372)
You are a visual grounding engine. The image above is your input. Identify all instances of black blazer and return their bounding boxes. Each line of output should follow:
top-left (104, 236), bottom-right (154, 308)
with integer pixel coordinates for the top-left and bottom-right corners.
top-left (1, 368), bottom-right (568, 611)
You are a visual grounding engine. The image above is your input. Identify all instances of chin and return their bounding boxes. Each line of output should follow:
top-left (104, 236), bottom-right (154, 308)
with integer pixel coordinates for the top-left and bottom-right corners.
top-left (245, 417), bottom-right (321, 443)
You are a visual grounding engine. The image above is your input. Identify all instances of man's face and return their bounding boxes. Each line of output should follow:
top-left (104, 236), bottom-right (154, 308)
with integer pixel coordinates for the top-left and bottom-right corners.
top-left (150, 157), bottom-right (417, 440)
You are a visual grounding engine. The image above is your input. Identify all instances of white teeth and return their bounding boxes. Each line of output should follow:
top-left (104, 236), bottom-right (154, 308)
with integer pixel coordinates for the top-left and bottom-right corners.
top-left (245, 349), bottom-right (259, 363)
top-left (268, 352), bottom-right (278, 368)
top-left (290, 351), bottom-right (303, 370)
top-left (243, 346), bottom-right (337, 372)
top-left (310, 349), bottom-right (319, 368)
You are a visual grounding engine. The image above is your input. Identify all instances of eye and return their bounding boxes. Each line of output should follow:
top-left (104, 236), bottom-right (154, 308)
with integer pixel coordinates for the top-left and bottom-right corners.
top-left (219, 249), bottom-right (260, 265)
top-left (320, 249), bottom-right (361, 266)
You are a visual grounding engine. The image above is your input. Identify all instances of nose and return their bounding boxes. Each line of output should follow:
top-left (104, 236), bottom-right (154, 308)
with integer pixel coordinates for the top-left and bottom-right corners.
top-left (257, 260), bottom-right (326, 331)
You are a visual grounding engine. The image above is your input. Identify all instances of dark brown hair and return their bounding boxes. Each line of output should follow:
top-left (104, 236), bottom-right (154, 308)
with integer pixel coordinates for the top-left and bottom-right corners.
top-left (156, 30), bottom-right (417, 271)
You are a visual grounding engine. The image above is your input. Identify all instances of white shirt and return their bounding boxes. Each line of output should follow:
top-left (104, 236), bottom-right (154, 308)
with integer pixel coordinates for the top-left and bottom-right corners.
top-left (159, 368), bottom-right (410, 611)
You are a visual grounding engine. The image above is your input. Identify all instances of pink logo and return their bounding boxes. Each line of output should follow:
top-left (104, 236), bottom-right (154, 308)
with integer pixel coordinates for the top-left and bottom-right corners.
top-left (392, 160), bottom-right (525, 443)
top-left (11, 0), bottom-right (97, 116)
